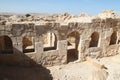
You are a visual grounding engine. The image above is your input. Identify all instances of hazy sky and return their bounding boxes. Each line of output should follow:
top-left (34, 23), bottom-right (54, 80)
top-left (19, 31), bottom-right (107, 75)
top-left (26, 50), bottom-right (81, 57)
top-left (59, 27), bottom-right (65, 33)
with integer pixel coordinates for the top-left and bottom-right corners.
top-left (0, 0), bottom-right (119, 14)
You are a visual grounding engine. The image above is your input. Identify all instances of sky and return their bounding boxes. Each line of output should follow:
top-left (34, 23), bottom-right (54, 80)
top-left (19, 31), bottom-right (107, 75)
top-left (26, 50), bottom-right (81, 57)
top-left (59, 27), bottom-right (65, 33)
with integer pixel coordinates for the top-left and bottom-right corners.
top-left (0, 0), bottom-right (120, 15)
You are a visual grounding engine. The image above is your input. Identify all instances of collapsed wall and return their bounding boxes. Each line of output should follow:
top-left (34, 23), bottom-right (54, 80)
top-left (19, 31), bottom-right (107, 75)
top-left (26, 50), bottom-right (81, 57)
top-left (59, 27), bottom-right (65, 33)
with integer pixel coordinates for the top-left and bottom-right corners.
top-left (0, 18), bottom-right (120, 66)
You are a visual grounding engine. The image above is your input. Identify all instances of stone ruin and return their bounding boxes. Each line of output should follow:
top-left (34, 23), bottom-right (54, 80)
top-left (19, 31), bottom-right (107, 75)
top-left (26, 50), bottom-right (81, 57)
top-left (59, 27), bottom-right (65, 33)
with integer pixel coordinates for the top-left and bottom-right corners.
top-left (0, 10), bottom-right (120, 66)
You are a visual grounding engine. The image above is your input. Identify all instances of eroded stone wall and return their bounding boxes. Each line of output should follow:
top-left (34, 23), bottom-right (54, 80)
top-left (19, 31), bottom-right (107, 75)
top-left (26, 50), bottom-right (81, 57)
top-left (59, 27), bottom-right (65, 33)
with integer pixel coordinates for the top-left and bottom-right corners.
top-left (0, 18), bottom-right (120, 66)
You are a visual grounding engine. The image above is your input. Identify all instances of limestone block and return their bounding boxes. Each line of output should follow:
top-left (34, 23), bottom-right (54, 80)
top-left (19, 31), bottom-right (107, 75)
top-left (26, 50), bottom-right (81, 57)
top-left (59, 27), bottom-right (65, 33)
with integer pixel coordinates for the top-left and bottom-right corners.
top-left (57, 40), bottom-right (67, 50)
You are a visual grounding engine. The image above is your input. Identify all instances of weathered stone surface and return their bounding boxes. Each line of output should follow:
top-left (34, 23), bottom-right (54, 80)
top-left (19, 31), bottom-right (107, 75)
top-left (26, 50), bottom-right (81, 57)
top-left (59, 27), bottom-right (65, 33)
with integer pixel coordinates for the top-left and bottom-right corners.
top-left (0, 11), bottom-right (120, 66)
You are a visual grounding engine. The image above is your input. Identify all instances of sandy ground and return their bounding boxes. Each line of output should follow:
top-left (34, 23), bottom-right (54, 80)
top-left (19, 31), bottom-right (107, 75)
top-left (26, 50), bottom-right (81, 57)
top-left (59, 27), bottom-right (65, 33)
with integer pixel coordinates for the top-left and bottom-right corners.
top-left (47, 54), bottom-right (120, 80)
top-left (0, 54), bottom-right (120, 80)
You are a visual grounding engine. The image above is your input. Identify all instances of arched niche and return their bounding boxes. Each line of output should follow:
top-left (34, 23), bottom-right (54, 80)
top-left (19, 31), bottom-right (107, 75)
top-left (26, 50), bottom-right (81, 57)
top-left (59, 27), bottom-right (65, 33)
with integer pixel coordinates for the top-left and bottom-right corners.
top-left (43, 32), bottom-right (57, 51)
top-left (0, 35), bottom-right (13, 54)
top-left (109, 31), bottom-right (117, 45)
top-left (67, 31), bottom-right (80, 62)
top-left (89, 32), bottom-right (99, 47)
top-left (22, 36), bottom-right (35, 53)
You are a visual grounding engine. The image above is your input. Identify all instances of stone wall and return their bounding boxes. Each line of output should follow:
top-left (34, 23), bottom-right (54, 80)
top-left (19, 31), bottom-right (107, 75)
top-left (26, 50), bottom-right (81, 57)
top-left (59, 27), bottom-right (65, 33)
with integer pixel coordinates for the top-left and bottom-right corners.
top-left (0, 18), bottom-right (120, 66)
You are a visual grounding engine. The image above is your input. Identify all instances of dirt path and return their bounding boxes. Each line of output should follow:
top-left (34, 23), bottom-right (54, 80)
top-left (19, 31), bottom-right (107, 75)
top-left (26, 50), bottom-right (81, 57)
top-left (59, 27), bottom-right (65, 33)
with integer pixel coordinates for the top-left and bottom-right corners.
top-left (47, 54), bottom-right (120, 80)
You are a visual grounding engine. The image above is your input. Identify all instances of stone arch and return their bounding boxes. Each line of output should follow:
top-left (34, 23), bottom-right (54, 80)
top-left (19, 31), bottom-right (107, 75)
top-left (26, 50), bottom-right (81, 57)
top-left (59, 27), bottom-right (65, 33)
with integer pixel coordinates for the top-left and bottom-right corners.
top-left (43, 32), bottom-right (57, 51)
top-left (67, 31), bottom-right (80, 62)
top-left (89, 32), bottom-right (99, 47)
top-left (109, 31), bottom-right (117, 45)
top-left (0, 35), bottom-right (13, 54)
top-left (22, 36), bottom-right (35, 53)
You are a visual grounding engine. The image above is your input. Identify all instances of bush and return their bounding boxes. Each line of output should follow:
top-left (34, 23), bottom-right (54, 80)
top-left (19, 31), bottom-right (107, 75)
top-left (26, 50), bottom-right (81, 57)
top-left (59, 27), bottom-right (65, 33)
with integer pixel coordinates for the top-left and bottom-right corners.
top-left (25, 14), bottom-right (31, 17)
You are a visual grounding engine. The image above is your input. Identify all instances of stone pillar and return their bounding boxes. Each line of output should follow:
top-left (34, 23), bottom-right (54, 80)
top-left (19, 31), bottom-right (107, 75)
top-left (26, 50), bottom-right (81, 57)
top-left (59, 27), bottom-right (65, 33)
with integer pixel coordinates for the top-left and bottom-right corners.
top-left (57, 40), bottom-right (67, 50)
top-left (78, 39), bottom-right (84, 61)
top-left (57, 40), bottom-right (67, 63)
top-left (78, 39), bottom-right (90, 61)
top-left (12, 37), bottom-right (23, 54)
top-left (100, 29), bottom-right (112, 56)
top-left (35, 36), bottom-right (43, 53)
top-left (35, 42), bottom-right (43, 53)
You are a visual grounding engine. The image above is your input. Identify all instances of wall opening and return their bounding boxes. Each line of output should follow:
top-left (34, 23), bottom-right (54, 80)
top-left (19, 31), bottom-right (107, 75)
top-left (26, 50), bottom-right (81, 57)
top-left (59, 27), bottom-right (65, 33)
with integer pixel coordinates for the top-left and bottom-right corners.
top-left (22, 36), bottom-right (35, 53)
top-left (67, 31), bottom-right (80, 62)
top-left (43, 32), bottom-right (57, 51)
top-left (0, 36), bottom-right (13, 54)
top-left (89, 32), bottom-right (99, 47)
top-left (109, 31), bottom-right (117, 45)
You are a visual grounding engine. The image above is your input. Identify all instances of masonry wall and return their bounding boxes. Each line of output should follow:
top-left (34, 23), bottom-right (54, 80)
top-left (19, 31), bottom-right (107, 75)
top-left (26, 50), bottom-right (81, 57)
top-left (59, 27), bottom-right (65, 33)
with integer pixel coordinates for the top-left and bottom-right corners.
top-left (0, 18), bottom-right (120, 66)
